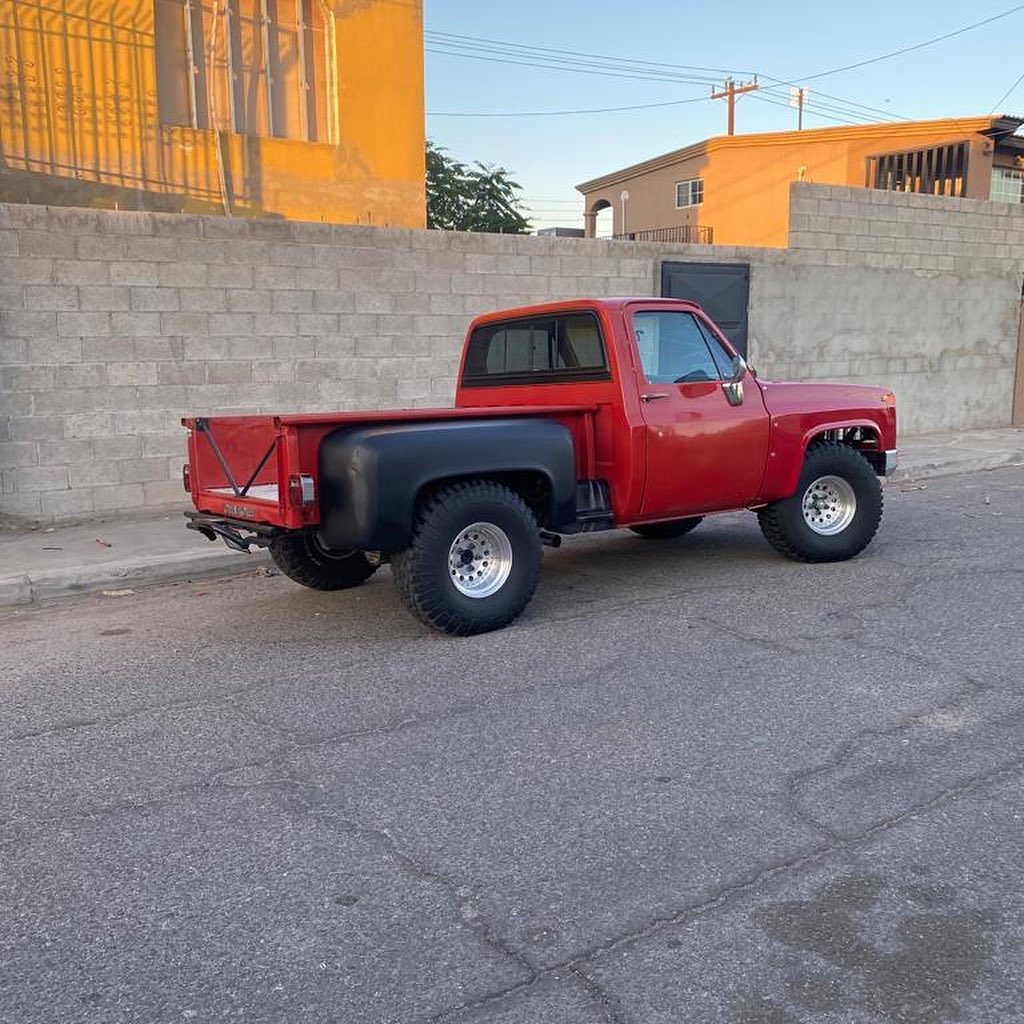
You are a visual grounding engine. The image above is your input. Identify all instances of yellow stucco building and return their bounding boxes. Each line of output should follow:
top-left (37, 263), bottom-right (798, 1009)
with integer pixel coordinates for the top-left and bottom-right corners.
top-left (578, 116), bottom-right (1024, 248)
top-left (0, 0), bottom-right (425, 227)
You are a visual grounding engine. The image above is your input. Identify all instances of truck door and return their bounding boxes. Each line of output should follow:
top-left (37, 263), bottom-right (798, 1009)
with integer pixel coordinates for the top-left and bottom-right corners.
top-left (631, 307), bottom-right (770, 516)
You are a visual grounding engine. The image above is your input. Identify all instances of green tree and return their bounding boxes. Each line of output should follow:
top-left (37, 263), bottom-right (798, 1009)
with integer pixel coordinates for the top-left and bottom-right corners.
top-left (426, 141), bottom-right (530, 234)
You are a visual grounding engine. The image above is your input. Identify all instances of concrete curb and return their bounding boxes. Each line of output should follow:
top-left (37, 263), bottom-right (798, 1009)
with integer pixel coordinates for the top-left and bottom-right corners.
top-left (889, 449), bottom-right (1024, 483)
top-left (0, 545), bottom-right (269, 608)
top-left (2, 446), bottom-right (1022, 609)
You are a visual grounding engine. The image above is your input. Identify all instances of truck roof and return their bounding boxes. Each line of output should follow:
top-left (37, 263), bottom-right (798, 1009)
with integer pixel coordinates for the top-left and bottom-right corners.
top-left (468, 296), bottom-right (702, 326)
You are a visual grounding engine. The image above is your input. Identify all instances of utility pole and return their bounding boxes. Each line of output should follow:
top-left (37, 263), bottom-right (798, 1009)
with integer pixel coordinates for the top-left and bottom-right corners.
top-left (710, 76), bottom-right (758, 136)
top-left (789, 85), bottom-right (808, 130)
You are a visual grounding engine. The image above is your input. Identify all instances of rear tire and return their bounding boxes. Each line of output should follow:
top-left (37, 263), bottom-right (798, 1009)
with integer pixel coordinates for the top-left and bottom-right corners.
top-left (391, 480), bottom-right (542, 636)
top-left (269, 532), bottom-right (377, 590)
top-left (757, 441), bottom-right (883, 563)
top-left (630, 517), bottom-right (703, 539)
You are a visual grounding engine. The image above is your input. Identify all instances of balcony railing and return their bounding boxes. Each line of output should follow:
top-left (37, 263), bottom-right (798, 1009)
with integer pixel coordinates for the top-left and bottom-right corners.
top-left (612, 225), bottom-right (714, 244)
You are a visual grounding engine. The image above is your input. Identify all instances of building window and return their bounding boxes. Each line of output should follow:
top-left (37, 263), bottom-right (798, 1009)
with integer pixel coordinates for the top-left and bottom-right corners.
top-left (991, 167), bottom-right (1024, 204)
top-left (154, 0), bottom-right (336, 143)
top-left (675, 178), bottom-right (704, 209)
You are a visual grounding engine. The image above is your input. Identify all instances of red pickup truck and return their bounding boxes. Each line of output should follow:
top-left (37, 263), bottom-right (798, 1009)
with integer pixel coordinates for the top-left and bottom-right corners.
top-left (184, 298), bottom-right (897, 635)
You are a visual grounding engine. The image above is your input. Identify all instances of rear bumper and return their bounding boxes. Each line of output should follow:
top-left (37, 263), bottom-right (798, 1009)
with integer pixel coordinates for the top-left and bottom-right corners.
top-left (883, 448), bottom-right (898, 475)
top-left (185, 511), bottom-right (279, 552)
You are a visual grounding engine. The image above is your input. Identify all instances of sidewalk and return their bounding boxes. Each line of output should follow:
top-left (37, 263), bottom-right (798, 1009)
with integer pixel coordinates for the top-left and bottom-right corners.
top-left (2, 426), bottom-right (1022, 608)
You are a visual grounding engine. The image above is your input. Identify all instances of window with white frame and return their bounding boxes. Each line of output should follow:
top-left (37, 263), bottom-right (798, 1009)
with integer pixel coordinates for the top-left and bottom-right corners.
top-left (675, 178), bottom-right (704, 208)
top-left (991, 167), bottom-right (1024, 204)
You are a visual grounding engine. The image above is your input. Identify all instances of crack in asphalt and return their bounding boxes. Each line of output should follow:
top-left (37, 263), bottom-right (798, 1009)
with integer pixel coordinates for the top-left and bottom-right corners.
top-left (419, 753), bottom-right (1024, 1022)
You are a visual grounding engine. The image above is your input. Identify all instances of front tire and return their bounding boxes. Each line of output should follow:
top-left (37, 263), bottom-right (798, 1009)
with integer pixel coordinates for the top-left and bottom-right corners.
top-left (269, 533), bottom-right (377, 590)
top-left (391, 480), bottom-right (542, 636)
top-left (757, 441), bottom-right (883, 563)
top-left (630, 517), bottom-right (703, 539)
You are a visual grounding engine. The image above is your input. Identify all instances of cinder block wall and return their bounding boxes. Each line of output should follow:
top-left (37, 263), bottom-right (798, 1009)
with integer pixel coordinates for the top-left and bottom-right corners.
top-left (0, 205), bottom-right (660, 522)
top-left (789, 183), bottom-right (1024, 270)
top-left (2, 186), bottom-right (1022, 523)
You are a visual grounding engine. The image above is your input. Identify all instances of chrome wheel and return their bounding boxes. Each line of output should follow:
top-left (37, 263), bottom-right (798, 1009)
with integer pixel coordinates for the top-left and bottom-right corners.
top-left (801, 475), bottom-right (857, 536)
top-left (447, 522), bottom-right (513, 598)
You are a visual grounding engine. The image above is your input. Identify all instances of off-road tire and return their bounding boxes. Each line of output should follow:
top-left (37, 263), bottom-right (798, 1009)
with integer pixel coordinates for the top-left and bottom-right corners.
top-left (269, 532), bottom-right (377, 590)
top-left (757, 441), bottom-right (883, 563)
top-left (391, 480), bottom-right (542, 636)
top-left (630, 517), bottom-right (704, 539)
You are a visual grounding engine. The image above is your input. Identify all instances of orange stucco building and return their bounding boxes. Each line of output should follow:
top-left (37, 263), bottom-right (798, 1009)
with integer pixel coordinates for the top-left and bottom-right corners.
top-left (578, 116), bottom-right (1024, 248)
top-left (0, 0), bottom-right (425, 227)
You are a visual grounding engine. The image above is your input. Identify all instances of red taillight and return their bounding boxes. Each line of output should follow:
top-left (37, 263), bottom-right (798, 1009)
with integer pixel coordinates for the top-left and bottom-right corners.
top-left (287, 474), bottom-right (315, 509)
top-left (182, 464), bottom-right (191, 492)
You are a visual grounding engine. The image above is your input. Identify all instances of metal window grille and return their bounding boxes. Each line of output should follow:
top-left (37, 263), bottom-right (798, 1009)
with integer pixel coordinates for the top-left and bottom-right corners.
top-left (865, 142), bottom-right (969, 198)
top-left (156, 0), bottom-right (337, 142)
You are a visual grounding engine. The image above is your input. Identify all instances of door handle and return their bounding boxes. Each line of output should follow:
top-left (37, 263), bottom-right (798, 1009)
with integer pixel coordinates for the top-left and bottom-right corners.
top-left (640, 392), bottom-right (670, 403)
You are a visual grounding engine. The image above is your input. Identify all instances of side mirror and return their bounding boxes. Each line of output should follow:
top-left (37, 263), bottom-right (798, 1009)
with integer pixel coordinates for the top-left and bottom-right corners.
top-left (723, 355), bottom-right (746, 406)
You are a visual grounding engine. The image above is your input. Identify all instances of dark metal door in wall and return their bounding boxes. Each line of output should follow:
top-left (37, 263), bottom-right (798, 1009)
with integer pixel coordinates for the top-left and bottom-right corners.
top-left (661, 262), bottom-right (750, 357)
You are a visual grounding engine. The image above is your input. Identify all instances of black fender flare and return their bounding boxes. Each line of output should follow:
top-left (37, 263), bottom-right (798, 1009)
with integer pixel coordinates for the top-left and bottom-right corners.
top-left (317, 418), bottom-right (577, 552)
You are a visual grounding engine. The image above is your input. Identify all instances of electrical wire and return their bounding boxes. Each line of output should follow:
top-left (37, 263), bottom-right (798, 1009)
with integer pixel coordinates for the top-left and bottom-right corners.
top-left (425, 32), bottom-right (910, 125)
top-left (796, 3), bottom-right (1024, 82)
top-left (425, 45), bottom-right (722, 87)
top-left (425, 31), bottom-right (749, 79)
top-left (990, 71), bottom-right (1024, 112)
top-left (428, 94), bottom-right (711, 118)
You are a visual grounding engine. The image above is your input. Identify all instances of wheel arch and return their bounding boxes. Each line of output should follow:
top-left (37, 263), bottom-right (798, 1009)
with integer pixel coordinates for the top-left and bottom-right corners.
top-left (764, 420), bottom-right (884, 499)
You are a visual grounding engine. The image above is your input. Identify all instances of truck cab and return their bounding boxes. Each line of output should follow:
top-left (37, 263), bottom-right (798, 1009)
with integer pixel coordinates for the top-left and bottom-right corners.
top-left (185, 298), bottom-right (897, 635)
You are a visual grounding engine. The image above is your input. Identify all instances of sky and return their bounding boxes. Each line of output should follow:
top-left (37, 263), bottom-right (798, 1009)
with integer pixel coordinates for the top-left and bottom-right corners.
top-left (423, 0), bottom-right (1024, 233)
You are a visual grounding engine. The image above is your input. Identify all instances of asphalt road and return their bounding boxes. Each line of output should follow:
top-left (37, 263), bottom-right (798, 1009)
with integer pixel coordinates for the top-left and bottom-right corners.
top-left (3, 468), bottom-right (1023, 1024)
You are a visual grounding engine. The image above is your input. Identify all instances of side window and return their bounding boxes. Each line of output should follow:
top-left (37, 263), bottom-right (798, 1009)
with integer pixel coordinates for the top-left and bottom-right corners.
top-left (633, 311), bottom-right (731, 384)
top-left (695, 318), bottom-right (736, 379)
top-left (463, 313), bottom-right (609, 386)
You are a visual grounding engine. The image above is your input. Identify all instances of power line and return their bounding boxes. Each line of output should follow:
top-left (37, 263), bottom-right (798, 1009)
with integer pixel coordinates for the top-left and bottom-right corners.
top-left (425, 31), bottom-right (750, 79)
top-left (991, 70), bottom-right (1024, 112)
top-left (755, 76), bottom-right (911, 122)
top-left (748, 92), bottom-right (868, 128)
top-left (427, 94), bottom-right (710, 118)
top-left (797, 3), bottom-right (1024, 82)
top-left (425, 31), bottom-right (912, 125)
top-left (426, 45), bottom-right (722, 87)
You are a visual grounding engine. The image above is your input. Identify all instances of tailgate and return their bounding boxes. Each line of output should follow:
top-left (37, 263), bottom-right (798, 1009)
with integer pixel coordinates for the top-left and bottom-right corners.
top-left (183, 415), bottom-right (306, 529)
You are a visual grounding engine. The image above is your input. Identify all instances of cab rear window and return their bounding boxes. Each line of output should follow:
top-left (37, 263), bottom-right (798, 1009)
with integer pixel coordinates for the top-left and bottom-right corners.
top-left (462, 312), bottom-right (610, 387)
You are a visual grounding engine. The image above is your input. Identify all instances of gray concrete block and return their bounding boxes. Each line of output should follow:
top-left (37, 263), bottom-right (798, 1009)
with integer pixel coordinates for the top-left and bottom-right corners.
top-left (53, 259), bottom-right (110, 286)
top-left (118, 457), bottom-right (171, 484)
top-left (158, 263), bottom-right (212, 289)
top-left (19, 230), bottom-right (76, 258)
top-left (25, 285), bottom-right (78, 311)
top-left (79, 287), bottom-right (131, 312)
top-left (10, 465), bottom-right (69, 493)
top-left (130, 287), bottom-right (180, 312)
top-left (206, 264), bottom-right (254, 288)
top-left (91, 483), bottom-right (145, 511)
top-left (107, 362), bottom-right (158, 386)
top-left (57, 312), bottom-right (112, 337)
top-left (110, 261), bottom-right (159, 286)
top-left (179, 288), bottom-right (227, 312)
top-left (125, 237), bottom-right (180, 262)
top-left (226, 289), bottom-right (273, 313)
top-left (2, 310), bottom-right (58, 337)
top-left (206, 361), bottom-right (253, 384)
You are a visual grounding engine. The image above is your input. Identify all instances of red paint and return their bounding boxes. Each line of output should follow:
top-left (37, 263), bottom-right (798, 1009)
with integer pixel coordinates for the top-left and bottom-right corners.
top-left (185, 298), bottom-right (896, 530)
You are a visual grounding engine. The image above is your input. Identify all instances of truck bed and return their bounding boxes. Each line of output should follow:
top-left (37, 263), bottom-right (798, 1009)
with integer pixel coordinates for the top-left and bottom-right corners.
top-left (184, 405), bottom-right (596, 530)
